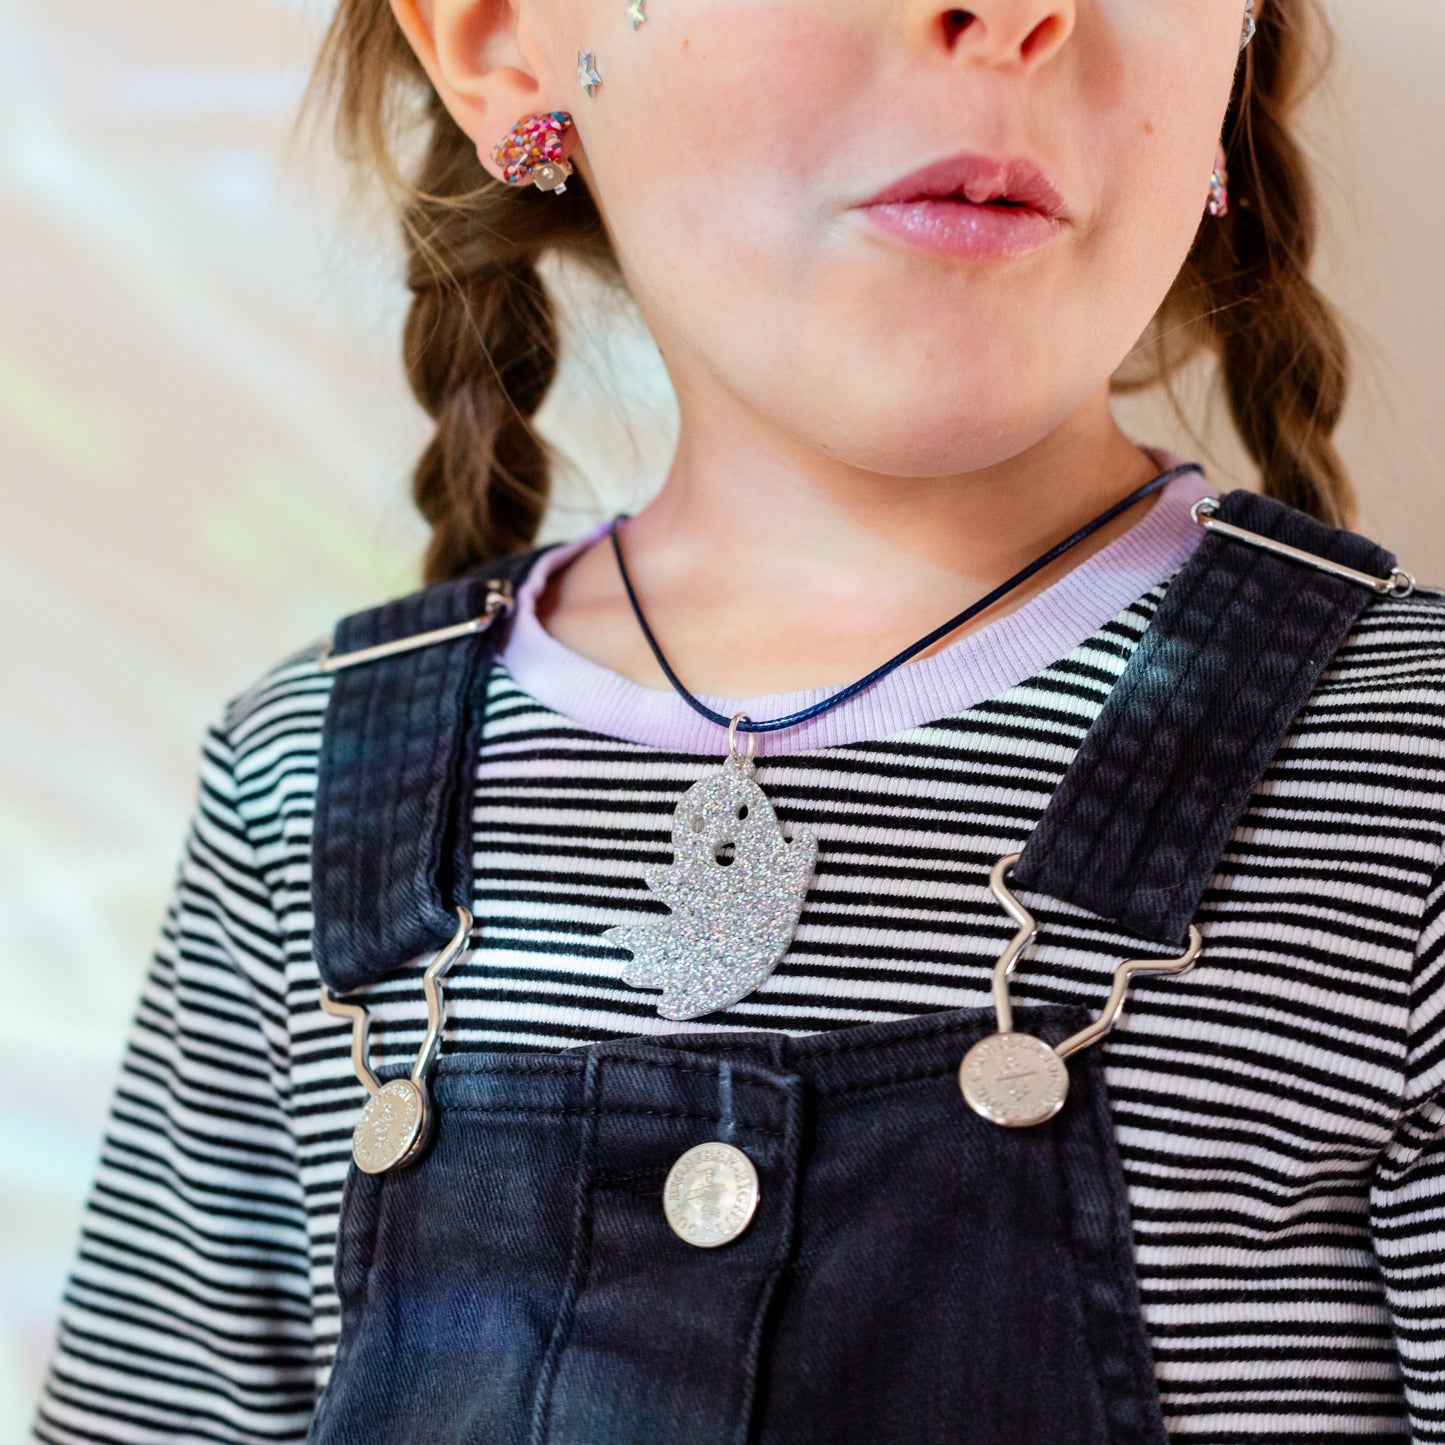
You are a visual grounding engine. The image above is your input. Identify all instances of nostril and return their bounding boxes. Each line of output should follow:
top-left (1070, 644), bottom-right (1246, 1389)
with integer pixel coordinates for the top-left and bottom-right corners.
top-left (715, 842), bottom-right (736, 867)
top-left (942, 9), bottom-right (976, 42)
top-left (1021, 13), bottom-right (1067, 59)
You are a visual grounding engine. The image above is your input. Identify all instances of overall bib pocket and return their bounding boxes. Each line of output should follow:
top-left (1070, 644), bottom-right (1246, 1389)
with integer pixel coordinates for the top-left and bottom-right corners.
top-left (308, 1006), bottom-right (1167, 1445)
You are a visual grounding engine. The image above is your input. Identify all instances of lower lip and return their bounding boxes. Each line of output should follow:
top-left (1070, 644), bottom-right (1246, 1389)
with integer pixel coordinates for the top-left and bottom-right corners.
top-left (857, 198), bottom-right (1064, 259)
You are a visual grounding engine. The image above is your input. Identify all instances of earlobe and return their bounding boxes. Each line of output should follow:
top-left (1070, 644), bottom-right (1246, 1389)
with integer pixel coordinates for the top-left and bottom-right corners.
top-left (384, 0), bottom-right (547, 169)
top-left (492, 111), bottom-right (576, 194)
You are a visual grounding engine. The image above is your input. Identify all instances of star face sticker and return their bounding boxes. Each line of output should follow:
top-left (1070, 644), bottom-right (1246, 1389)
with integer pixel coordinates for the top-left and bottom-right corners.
top-left (577, 50), bottom-right (602, 98)
top-left (626, 0), bottom-right (647, 28)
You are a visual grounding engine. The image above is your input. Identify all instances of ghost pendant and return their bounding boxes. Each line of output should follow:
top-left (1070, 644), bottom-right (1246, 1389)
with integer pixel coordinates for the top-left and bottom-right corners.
top-left (604, 713), bottom-right (819, 1021)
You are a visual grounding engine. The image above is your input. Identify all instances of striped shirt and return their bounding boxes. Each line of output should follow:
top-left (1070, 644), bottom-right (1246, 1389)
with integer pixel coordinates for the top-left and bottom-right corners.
top-left (31, 467), bottom-right (1445, 1442)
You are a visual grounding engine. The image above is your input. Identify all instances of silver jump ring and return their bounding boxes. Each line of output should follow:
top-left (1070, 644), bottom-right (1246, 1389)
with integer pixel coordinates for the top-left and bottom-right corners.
top-left (727, 712), bottom-right (757, 763)
top-left (1388, 567), bottom-right (1417, 600)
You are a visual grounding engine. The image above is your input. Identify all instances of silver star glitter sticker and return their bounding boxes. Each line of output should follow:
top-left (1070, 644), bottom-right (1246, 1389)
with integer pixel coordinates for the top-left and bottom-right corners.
top-left (603, 755), bottom-right (818, 1021)
top-left (626, 0), bottom-right (647, 28)
top-left (577, 50), bottom-right (602, 98)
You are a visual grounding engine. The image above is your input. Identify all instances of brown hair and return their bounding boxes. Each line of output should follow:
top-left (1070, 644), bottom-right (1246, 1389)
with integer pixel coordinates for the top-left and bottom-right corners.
top-left (1115, 0), bottom-right (1356, 527)
top-left (298, 7), bottom-right (619, 584)
top-left (300, 0), bottom-right (1354, 585)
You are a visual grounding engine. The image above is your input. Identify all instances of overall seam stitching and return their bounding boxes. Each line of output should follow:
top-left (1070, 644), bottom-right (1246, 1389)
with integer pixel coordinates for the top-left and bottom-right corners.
top-left (527, 1050), bottom-right (601, 1445)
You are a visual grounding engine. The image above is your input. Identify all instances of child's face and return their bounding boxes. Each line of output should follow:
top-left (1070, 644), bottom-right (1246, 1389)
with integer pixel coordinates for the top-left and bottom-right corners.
top-left (518, 0), bottom-right (1248, 472)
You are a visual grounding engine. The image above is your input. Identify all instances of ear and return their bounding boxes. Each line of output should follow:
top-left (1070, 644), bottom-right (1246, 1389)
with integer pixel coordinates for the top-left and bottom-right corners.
top-left (385, 0), bottom-right (557, 182)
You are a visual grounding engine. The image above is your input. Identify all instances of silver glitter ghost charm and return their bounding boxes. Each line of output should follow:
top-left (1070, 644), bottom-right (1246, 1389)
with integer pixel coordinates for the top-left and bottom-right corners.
top-left (605, 714), bottom-right (818, 1020)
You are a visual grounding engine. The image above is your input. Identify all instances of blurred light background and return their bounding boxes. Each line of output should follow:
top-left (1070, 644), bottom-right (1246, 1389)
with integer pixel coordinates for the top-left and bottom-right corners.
top-left (3, 0), bottom-right (1442, 1431)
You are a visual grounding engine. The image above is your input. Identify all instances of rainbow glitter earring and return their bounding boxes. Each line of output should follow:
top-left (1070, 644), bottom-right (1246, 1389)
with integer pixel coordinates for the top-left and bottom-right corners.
top-left (1240, 0), bottom-right (1257, 51)
top-left (492, 111), bottom-right (575, 194)
top-left (1208, 151), bottom-right (1229, 218)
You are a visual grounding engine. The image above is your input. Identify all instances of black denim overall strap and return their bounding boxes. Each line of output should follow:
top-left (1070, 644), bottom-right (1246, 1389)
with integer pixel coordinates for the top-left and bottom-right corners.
top-left (310, 544), bottom-right (559, 994)
top-left (1009, 489), bottom-right (1397, 947)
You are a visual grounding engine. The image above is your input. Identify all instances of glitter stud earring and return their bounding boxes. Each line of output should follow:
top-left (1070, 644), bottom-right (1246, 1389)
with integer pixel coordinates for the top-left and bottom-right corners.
top-left (1240, 0), bottom-right (1257, 51)
top-left (1208, 153), bottom-right (1229, 218)
top-left (492, 111), bottom-right (575, 194)
top-left (578, 50), bottom-right (603, 97)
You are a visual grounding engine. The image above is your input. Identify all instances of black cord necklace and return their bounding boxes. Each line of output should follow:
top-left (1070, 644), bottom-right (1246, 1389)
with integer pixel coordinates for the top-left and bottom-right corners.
top-left (598, 461), bottom-right (1198, 1024)
top-left (608, 462), bottom-right (1193, 736)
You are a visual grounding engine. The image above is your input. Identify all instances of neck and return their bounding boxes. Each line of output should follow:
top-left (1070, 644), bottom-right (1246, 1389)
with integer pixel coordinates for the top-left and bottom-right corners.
top-left (536, 384), bottom-right (1174, 697)
top-left (640, 383), bottom-right (1157, 598)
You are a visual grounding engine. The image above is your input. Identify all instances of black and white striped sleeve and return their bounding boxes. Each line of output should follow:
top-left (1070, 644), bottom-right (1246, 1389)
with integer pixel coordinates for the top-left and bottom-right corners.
top-left (1372, 846), bottom-right (1445, 1443)
top-left (30, 710), bottom-right (317, 1443)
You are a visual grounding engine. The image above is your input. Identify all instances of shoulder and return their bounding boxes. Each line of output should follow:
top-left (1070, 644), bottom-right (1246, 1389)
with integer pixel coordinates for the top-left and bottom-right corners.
top-left (1331, 584), bottom-right (1445, 698)
top-left (1201, 489), bottom-right (1445, 730)
top-left (212, 541), bottom-right (566, 757)
top-left (213, 635), bottom-right (333, 791)
top-left (1297, 585), bottom-right (1445, 816)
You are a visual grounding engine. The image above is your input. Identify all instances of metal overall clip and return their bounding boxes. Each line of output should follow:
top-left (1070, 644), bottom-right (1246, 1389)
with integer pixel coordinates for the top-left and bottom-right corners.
top-left (315, 579), bottom-right (515, 673)
top-left (960, 856), bottom-right (1202, 1128)
top-left (1190, 497), bottom-right (1415, 598)
top-left (318, 906), bottom-right (473, 1173)
top-left (960, 496), bottom-right (1417, 1128)
top-left (312, 578), bottom-right (513, 1170)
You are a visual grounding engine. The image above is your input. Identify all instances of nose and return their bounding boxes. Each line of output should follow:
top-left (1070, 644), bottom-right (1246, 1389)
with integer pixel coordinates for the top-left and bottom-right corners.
top-left (910, 0), bottom-right (1076, 69)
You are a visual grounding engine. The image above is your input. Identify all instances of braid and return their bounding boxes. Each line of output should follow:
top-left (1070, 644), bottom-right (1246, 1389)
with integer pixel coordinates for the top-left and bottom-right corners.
top-left (401, 97), bottom-right (563, 581)
top-left (299, 2), bottom-right (619, 584)
top-left (405, 249), bottom-right (553, 581)
top-left (1115, 0), bottom-right (1356, 527)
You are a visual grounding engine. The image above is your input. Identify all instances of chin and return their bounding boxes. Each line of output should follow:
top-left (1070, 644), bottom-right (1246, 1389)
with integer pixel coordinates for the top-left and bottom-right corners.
top-left (794, 392), bottom-right (1063, 477)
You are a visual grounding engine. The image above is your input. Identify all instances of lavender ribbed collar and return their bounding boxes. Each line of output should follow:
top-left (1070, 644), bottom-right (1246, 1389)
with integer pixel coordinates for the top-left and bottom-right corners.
top-left (498, 450), bottom-right (1217, 754)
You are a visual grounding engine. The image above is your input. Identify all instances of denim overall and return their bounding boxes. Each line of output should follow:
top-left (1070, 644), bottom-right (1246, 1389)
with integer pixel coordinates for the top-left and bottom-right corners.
top-left (303, 492), bottom-right (1398, 1445)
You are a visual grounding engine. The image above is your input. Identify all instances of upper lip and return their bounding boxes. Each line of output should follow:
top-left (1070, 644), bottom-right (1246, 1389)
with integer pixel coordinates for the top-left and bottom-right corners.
top-left (860, 151), bottom-right (1066, 219)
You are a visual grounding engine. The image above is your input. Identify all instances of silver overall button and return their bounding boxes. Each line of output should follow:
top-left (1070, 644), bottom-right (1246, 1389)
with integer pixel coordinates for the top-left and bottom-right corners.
top-left (353, 1077), bottom-right (428, 1174)
top-left (960, 1032), bottom-right (1070, 1129)
top-left (662, 1142), bottom-right (760, 1248)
